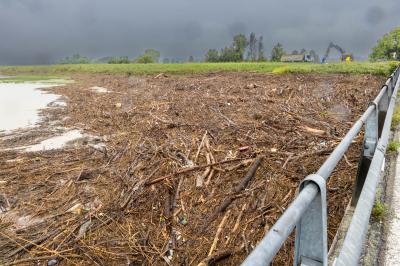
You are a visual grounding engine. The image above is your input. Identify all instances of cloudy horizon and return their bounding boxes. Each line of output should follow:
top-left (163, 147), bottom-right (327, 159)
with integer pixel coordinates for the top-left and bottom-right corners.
top-left (0, 0), bottom-right (398, 65)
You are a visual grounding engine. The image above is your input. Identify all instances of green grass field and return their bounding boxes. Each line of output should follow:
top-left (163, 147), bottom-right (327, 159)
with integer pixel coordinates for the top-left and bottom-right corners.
top-left (0, 61), bottom-right (399, 77)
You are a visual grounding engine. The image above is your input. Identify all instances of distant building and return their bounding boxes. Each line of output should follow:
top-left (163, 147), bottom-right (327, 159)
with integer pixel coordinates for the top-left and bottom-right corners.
top-left (281, 54), bottom-right (308, 62)
top-left (281, 52), bottom-right (319, 63)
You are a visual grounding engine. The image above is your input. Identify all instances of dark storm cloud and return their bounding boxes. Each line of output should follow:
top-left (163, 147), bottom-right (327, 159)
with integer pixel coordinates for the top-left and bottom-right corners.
top-left (365, 6), bottom-right (386, 25)
top-left (0, 0), bottom-right (399, 65)
top-left (228, 22), bottom-right (248, 36)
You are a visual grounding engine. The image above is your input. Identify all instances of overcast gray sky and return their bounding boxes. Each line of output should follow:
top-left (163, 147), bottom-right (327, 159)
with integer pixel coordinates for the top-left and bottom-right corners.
top-left (0, 0), bottom-right (398, 65)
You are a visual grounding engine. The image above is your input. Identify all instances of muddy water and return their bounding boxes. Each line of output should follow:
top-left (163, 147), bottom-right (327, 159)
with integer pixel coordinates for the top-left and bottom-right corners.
top-left (0, 82), bottom-right (98, 152)
top-left (0, 83), bottom-right (59, 132)
top-left (24, 130), bottom-right (83, 152)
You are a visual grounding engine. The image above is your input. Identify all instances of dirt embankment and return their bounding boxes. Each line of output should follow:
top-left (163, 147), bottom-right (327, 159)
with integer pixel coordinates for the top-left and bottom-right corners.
top-left (0, 72), bottom-right (384, 265)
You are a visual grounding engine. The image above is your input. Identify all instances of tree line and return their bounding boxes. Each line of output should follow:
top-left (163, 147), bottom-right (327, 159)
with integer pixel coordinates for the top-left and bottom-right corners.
top-left (205, 33), bottom-right (314, 62)
top-left (58, 32), bottom-right (288, 64)
top-left (206, 32), bottom-right (271, 62)
top-left (59, 49), bottom-right (161, 64)
top-left (205, 28), bottom-right (400, 62)
top-left (58, 27), bottom-right (400, 64)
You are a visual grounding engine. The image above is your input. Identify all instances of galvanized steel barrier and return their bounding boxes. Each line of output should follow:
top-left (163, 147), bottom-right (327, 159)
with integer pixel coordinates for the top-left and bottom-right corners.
top-left (242, 66), bottom-right (400, 266)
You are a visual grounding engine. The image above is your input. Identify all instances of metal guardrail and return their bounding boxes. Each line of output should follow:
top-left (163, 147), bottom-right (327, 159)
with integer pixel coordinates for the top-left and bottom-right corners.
top-left (242, 66), bottom-right (400, 266)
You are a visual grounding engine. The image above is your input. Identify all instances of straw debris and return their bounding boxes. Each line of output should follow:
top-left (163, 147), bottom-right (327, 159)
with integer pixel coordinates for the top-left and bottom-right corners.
top-left (0, 72), bottom-right (384, 265)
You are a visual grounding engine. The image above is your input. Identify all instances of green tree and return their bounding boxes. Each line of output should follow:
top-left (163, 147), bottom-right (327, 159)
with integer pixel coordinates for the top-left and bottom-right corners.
top-left (370, 27), bottom-right (400, 61)
top-left (258, 36), bottom-right (266, 61)
top-left (220, 47), bottom-right (242, 62)
top-left (271, 43), bottom-right (285, 61)
top-left (247, 32), bottom-right (257, 61)
top-left (205, 49), bottom-right (220, 62)
top-left (108, 56), bottom-right (129, 64)
top-left (135, 54), bottom-right (154, 63)
top-left (232, 34), bottom-right (248, 60)
top-left (134, 49), bottom-right (161, 63)
top-left (144, 49), bottom-right (161, 62)
top-left (59, 53), bottom-right (90, 64)
top-left (204, 34), bottom-right (249, 62)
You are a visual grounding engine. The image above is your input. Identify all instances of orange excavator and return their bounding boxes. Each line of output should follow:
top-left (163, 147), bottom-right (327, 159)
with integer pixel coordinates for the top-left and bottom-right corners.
top-left (322, 42), bottom-right (353, 63)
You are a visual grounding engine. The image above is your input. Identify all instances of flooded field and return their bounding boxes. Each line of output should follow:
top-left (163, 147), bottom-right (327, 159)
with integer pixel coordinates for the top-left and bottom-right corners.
top-left (0, 73), bottom-right (385, 265)
top-left (0, 83), bottom-right (59, 132)
top-left (0, 79), bottom-right (91, 153)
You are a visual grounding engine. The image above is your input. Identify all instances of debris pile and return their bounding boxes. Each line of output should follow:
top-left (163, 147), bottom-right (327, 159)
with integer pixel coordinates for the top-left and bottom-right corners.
top-left (0, 72), bottom-right (384, 265)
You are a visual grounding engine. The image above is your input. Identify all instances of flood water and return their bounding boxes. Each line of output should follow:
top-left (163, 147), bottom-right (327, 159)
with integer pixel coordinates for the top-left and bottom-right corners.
top-left (0, 81), bottom-right (90, 152)
top-left (24, 130), bottom-right (83, 152)
top-left (0, 83), bottom-right (59, 132)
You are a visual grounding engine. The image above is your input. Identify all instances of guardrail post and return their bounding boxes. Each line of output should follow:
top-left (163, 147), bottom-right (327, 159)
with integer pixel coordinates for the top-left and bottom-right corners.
top-left (294, 174), bottom-right (327, 266)
top-left (351, 103), bottom-right (378, 206)
top-left (388, 76), bottom-right (394, 97)
top-left (378, 86), bottom-right (389, 138)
